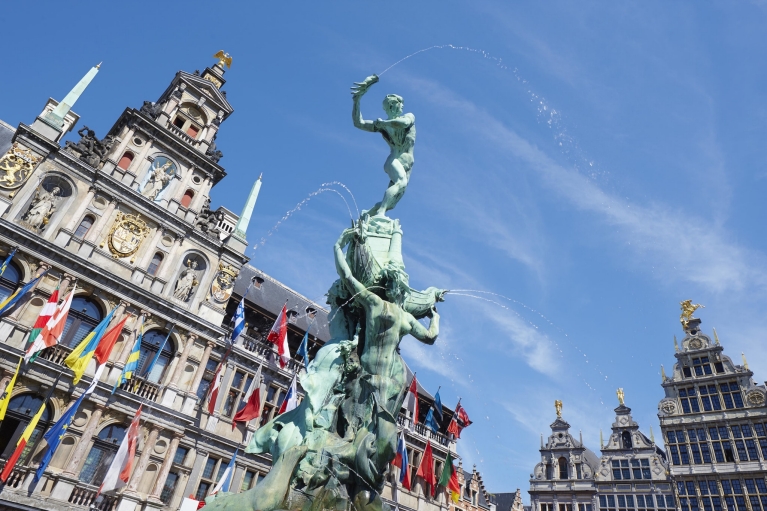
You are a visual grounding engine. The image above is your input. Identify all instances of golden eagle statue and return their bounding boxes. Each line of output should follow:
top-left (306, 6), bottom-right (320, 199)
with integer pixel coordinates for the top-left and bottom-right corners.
top-left (213, 50), bottom-right (233, 69)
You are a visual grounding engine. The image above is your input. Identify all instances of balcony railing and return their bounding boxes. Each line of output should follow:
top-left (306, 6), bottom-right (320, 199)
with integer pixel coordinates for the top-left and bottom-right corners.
top-left (397, 414), bottom-right (452, 447)
top-left (0, 464), bottom-right (28, 489)
top-left (39, 343), bottom-right (73, 366)
top-left (69, 482), bottom-right (118, 510)
top-left (240, 334), bottom-right (303, 373)
top-left (168, 124), bottom-right (198, 146)
top-left (117, 377), bottom-right (161, 402)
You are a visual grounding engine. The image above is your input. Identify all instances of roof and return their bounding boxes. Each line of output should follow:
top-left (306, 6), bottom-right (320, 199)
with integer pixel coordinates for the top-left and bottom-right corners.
top-left (492, 492), bottom-right (517, 511)
top-left (0, 120), bottom-right (15, 155)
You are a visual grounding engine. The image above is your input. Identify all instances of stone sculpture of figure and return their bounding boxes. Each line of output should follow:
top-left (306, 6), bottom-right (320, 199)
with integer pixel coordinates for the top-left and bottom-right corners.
top-left (22, 186), bottom-right (61, 230)
top-left (140, 100), bottom-right (163, 119)
top-left (206, 137), bottom-right (224, 163)
top-left (173, 259), bottom-right (199, 301)
top-left (141, 161), bottom-right (173, 200)
top-left (352, 75), bottom-right (416, 218)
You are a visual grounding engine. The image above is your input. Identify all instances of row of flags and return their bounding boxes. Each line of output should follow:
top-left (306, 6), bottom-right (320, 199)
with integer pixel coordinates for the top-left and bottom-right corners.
top-left (393, 433), bottom-right (462, 502)
top-left (404, 374), bottom-right (473, 439)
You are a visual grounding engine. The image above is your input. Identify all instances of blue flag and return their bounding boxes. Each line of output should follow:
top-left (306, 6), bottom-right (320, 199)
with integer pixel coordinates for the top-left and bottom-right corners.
top-left (140, 325), bottom-right (174, 380)
top-left (0, 248), bottom-right (16, 277)
top-left (231, 295), bottom-right (246, 343)
top-left (433, 389), bottom-right (443, 422)
top-left (213, 449), bottom-right (238, 494)
top-left (112, 323), bottom-right (144, 394)
top-left (0, 270), bottom-right (46, 317)
top-left (425, 408), bottom-right (440, 434)
top-left (32, 391), bottom-right (87, 486)
top-left (297, 330), bottom-right (309, 372)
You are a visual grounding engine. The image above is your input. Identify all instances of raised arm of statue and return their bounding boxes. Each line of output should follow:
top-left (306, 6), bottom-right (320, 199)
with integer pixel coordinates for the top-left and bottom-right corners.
top-left (351, 75), bottom-right (379, 132)
top-left (407, 306), bottom-right (439, 345)
top-left (334, 229), bottom-right (379, 307)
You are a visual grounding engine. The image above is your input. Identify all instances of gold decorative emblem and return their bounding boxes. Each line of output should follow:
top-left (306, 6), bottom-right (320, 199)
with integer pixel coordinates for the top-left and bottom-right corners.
top-left (746, 391), bottom-right (765, 407)
top-left (203, 72), bottom-right (223, 88)
top-left (209, 263), bottom-right (238, 303)
top-left (0, 143), bottom-right (42, 190)
top-left (101, 212), bottom-right (150, 262)
top-left (680, 299), bottom-right (704, 329)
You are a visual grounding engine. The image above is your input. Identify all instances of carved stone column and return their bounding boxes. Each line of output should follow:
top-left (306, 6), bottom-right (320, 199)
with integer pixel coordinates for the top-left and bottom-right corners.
top-left (63, 403), bottom-right (105, 476)
top-left (158, 235), bottom-right (184, 282)
top-left (168, 334), bottom-right (196, 389)
top-left (85, 198), bottom-right (118, 243)
top-left (138, 226), bottom-right (165, 269)
top-left (126, 423), bottom-right (162, 492)
top-left (149, 432), bottom-right (182, 501)
top-left (59, 273), bottom-right (74, 297)
top-left (63, 186), bottom-right (98, 232)
top-left (189, 341), bottom-right (214, 395)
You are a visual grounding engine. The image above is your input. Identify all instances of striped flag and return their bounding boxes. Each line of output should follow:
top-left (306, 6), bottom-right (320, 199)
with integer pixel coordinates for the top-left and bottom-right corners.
top-left (296, 329), bottom-right (309, 372)
top-left (0, 358), bottom-right (21, 420)
top-left (0, 248), bottom-right (16, 277)
top-left (97, 406), bottom-right (142, 496)
top-left (438, 450), bottom-right (461, 502)
top-left (277, 373), bottom-right (298, 415)
top-left (113, 322), bottom-right (144, 393)
top-left (206, 361), bottom-right (224, 415)
top-left (26, 289), bottom-right (75, 363)
top-left (211, 450), bottom-right (238, 495)
top-left (0, 271), bottom-right (47, 317)
top-left (232, 364), bottom-right (262, 430)
top-left (0, 373), bottom-right (60, 482)
top-left (403, 375), bottom-right (419, 425)
top-left (267, 304), bottom-right (290, 368)
top-left (25, 284), bottom-right (59, 351)
top-left (63, 307), bottom-right (117, 384)
top-left (230, 286), bottom-right (248, 343)
top-left (392, 430), bottom-right (410, 490)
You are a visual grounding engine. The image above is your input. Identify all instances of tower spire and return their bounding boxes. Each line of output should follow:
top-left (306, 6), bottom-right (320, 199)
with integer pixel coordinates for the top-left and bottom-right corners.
top-left (233, 173), bottom-right (263, 240)
top-left (45, 63), bottom-right (101, 128)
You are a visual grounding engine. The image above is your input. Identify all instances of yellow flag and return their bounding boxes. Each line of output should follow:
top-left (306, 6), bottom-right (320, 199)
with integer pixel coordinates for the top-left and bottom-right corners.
top-left (0, 358), bottom-right (21, 420)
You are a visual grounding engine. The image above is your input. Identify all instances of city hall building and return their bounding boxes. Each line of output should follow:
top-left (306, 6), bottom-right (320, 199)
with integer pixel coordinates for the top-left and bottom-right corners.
top-left (0, 56), bottom-right (491, 511)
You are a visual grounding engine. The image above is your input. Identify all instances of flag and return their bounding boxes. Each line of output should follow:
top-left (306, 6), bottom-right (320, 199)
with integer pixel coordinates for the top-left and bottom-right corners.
top-left (230, 290), bottom-right (247, 343)
top-left (113, 322), bottom-right (144, 393)
top-left (24, 284), bottom-right (59, 353)
top-left (232, 364), bottom-right (262, 430)
top-left (64, 307), bottom-right (117, 384)
top-left (438, 450), bottom-right (461, 502)
top-left (0, 358), bottom-right (21, 420)
top-left (0, 374), bottom-right (60, 482)
top-left (404, 375), bottom-right (419, 425)
top-left (140, 325), bottom-right (174, 379)
top-left (416, 440), bottom-right (437, 496)
top-left (98, 406), bottom-right (142, 496)
top-left (296, 330), bottom-right (309, 372)
top-left (32, 378), bottom-right (99, 486)
top-left (447, 402), bottom-right (472, 439)
top-left (278, 373), bottom-right (298, 415)
top-left (0, 248), bottom-right (16, 277)
top-left (424, 408), bottom-right (440, 434)
top-left (392, 430), bottom-right (410, 490)
top-left (26, 289), bottom-right (75, 363)
top-left (267, 304), bottom-right (290, 368)
top-left (0, 271), bottom-right (47, 317)
top-left (211, 450), bottom-right (238, 495)
top-left (433, 389), bottom-right (443, 423)
top-left (206, 361), bottom-right (224, 415)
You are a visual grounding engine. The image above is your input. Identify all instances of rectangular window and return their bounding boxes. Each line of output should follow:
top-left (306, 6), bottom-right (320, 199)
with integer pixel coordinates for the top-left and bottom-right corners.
top-left (713, 443), bottom-right (724, 462)
top-left (735, 440), bottom-right (748, 461)
top-left (711, 497), bottom-right (722, 511)
top-left (681, 498), bottom-right (689, 511)
top-left (687, 482), bottom-right (697, 495)
top-left (618, 496), bottom-right (626, 508)
top-left (632, 459), bottom-right (642, 479)
top-left (709, 481), bottom-right (718, 495)
top-left (701, 443), bottom-right (712, 463)
top-left (755, 423), bottom-right (765, 437)
top-left (732, 426), bottom-right (742, 438)
top-left (196, 481), bottom-right (210, 501)
top-left (700, 481), bottom-right (710, 495)
top-left (732, 480), bottom-right (742, 495)
top-left (745, 480), bottom-right (757, 494)
top-left (710, 427), bottom-right (720, 440)
top-left (723, 441), bottom-right (735, 462)
top-left (160, 472), bottom-right (178, 503)
top-left (670, 446), bottom-right (680, 465)
top-left (608, 496), bottom-right (616, 507)
top-left (703, 498), bottom-right (712, 511)
top-left (757, 479), bottom-right (767, 493)
top-left (722, 480), bottom-right (732, 494)
top-left (746, 440), bottom-right (759, 460)
top-left (173, 446), bottom-right (188, 465)
top-left (600, 496), bottom-right (607, 508)
top-left (691, 444), bottom-right (702, 464)
top-left (241, 470), bottom-right (255, 492)
top-left (627, 496), bottom-right (635, 507)
top-left (680, 444), bottom-right (690, 464)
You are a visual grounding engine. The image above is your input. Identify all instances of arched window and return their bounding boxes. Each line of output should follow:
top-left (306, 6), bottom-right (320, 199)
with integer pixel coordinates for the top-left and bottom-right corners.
top-left (622, 431), bottom-right (633, 449)
top-left (61, 297), bottom-right (103, 347)
top-left (79, 423), bottom-right (127, 485)
top-left (138, 330), bottom-right (174, 383)
top-left (558, 457), bottom-right (568, 479)
top-left (0, 394), bottom-right (52, 465)
top-left (147, 252), bottom-right (164, 276)
top-left (73, 215), bottom-right (95, 238)
top-left (117, 151), bottom-right (134, 170)
top-left (181, 189), bottom-right (195, 208)
top-left (0, 262), bottom-right (20, 304)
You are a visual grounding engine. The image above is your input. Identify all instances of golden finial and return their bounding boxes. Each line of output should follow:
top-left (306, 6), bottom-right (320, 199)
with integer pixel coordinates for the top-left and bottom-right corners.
top-left (650, 426), bottom-right (656, 445)
top-left (600, 429), bottom-right (604, 448)
top-left (617, 388), bottom-right (625, 405)
top-left (96, 62), bottom-right (102, 69)
top-left (713, 327), bottom-right (720, 345)
top-left (661, 364), bottom-right (667, 382)
top-left (554, 399), bottom-right (563, 418)
top-left (674, 335), bottom-right (679, 352)
top-left (213, 50), bottom-right (233, 69)
top-left (680, 299), bottom-right (704, 329)
top-left (742, 352), bottom-right (749, 371)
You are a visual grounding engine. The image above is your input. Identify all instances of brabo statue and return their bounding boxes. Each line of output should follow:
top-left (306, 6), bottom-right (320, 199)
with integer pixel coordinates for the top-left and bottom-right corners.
top-left (204, 76), bottom-right (444, 511)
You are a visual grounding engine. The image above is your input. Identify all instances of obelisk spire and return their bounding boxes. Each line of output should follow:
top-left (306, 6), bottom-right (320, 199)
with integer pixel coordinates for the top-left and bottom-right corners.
top-left (45, 63), bottom-right (101, 127)
top-left (234, 173), bottom-right (263, 240)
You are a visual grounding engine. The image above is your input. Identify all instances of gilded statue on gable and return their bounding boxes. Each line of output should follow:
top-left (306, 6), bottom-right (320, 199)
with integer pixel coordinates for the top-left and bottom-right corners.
top-left (680, 299), bottom-right (704, 329)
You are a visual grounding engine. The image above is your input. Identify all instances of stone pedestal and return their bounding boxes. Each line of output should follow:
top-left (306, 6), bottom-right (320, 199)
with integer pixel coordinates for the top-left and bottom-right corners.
top-left (116, 491), bottom-right (143, 511)
top-left (182, 393), bottom-right (198, 415)
top-left (48, 473), bottom-right (78, 502)
top-left (161, 386), bottom-right (178, 407)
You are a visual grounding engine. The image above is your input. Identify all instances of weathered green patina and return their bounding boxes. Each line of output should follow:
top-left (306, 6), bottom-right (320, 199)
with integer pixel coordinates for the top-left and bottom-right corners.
top-left (203, 77), bottom-right (445, 511)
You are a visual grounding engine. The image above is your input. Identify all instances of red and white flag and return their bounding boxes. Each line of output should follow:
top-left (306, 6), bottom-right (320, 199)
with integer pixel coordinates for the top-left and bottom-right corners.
top-left (267, 304), bottom-right (290, 368)
top-left (447, 401), bottom-right (472, 439)
top-left (207, 362), bottom-right (224, 415)
top-left (403, 375), bottom-right (419, 425)
top-left (278, 373), bottom-right (298, 415)
top-left (25, 289), bottom-right (74, 363)
top-left (98, 406), bottom-right (142, 496)
top-left (232, 364), bottom-right (263, 430)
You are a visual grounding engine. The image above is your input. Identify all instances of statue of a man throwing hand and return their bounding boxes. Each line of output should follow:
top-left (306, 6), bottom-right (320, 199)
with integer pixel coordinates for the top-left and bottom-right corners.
top-left (352, 75), bottom-right (416, 218)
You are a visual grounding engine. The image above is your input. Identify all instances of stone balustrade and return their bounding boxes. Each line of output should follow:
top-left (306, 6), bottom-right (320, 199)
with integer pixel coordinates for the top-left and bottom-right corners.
top-left (68, 482), bottom-right (118, 510)
top-left (397, 413), bottom-right (453, 447)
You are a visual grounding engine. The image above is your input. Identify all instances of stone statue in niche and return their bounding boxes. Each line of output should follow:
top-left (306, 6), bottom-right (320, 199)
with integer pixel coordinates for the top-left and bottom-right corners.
top-left (64, 126), bottom-right (116, 168)
top-left (21, 185), bottom-right (61, 230)
top-left (173, 259), bottom-right (200, 302)
top-left (141, 158), bottom-right (175, 201)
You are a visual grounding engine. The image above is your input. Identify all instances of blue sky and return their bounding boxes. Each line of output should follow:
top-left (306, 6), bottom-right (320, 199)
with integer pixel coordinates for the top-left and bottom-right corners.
top-left (4, 1), bottom-right (767, 498)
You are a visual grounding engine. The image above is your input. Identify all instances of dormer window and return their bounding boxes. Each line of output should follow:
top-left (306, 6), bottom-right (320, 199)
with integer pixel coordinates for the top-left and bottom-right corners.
top-left (171, 114), bottom-right (202, 139)
top-left (173, 116), bottom-right (186, 129)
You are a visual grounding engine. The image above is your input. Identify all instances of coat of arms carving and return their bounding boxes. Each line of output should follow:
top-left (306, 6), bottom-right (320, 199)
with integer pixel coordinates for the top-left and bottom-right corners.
top-left (209, 263), bottom-right (238, 303)
top-left (101, 212), bottom-right (150, 262)
top-left (0, 143), bottom-right (42, 190)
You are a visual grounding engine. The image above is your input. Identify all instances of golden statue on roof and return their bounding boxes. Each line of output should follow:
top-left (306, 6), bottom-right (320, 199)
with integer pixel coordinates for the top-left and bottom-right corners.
top-left (617, 388), bottom-right (625, 405)
top-left (680, 299), bottom-right (704, 329)
top-left (213, 50), bottom-right (233, 69)
top-left (554, 399), bottom-right (563, 417)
